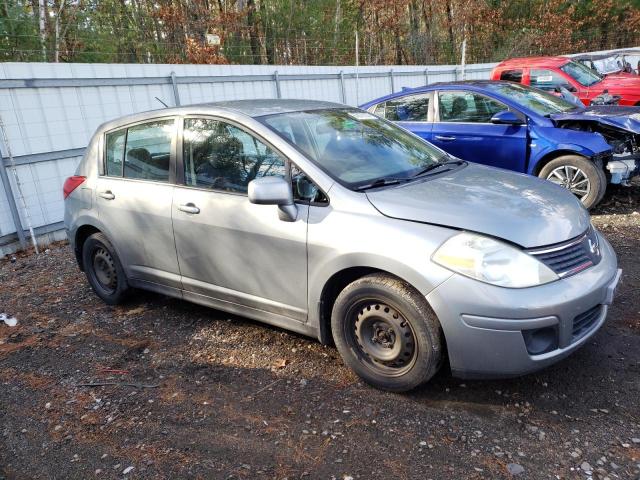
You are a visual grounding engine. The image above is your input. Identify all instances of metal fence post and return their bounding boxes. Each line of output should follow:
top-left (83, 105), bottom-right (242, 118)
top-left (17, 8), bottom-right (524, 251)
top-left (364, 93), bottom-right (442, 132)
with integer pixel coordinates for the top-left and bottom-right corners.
top-left (274, 70), bottom-right (282, 99)
top-left (424, 68), bottom-right (429, 86)
top-left (389, 69), bottom-right (395, 93)
top-left (170, 71), bottom-right (181, 106)
top-left (0, 148), bottom-right (26, 248)
top-left (339, 71), bottom-right (346, 104)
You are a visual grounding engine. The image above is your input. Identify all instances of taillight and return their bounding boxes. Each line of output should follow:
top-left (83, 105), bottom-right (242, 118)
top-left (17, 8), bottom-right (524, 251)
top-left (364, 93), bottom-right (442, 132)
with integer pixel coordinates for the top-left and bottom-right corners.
top-left (63, 176), bottom-right (86, 199)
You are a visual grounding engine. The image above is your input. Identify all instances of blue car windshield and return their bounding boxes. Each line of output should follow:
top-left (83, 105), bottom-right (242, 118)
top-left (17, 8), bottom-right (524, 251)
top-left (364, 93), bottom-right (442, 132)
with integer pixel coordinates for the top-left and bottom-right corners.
top-left (484, 83), bottom-right (580, 116)
top-left (560, 60), bottom-right (603, 87)
top-left (260, 109), bottom-right (447, 188)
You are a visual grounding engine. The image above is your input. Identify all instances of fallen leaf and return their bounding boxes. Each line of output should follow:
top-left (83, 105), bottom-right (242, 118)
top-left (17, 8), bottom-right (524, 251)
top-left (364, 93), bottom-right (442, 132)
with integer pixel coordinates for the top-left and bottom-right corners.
top-left (273, 358), bottom-right (288, 369)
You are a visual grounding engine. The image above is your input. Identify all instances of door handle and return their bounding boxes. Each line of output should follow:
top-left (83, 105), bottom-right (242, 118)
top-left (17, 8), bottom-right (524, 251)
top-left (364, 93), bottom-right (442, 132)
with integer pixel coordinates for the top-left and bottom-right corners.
top-left (434, 135), bottom-right (456, 141)
top-left (178, 203), bottom-right (200, 214)
top-left (99, 191), bottom-right (115, 200)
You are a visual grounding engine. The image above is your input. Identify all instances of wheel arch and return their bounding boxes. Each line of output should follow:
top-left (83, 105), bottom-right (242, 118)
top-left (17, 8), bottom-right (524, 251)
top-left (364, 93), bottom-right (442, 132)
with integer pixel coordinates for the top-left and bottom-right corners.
top-left (531, 149), bottom-right (591, 176)
top-left (74, 224), bottom-right (102, 271)
top-left (72, 218), bottom-right (122, 272)
top-left (317, 266), bottom-right (383, 345)
top-left (315, 263), bottom-right (450, 346)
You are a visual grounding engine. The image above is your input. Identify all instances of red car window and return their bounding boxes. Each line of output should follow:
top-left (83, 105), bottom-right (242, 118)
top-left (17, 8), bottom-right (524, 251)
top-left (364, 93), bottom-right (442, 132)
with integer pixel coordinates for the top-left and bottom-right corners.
top-left (499, 69), bottom-right (523, 83)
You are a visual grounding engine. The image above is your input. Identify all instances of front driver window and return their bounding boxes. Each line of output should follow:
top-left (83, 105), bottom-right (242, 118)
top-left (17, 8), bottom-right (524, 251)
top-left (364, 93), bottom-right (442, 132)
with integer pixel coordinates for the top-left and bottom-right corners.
top-left (530, 69), bottom-right (572, 92)
top-left (183, 118), bottom-right (286, 194)
top-left (438, 91), bottom-right (507, 123)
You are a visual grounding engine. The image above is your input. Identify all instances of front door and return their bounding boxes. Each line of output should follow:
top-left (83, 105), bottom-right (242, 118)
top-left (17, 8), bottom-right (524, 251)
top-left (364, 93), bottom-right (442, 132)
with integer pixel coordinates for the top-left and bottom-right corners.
top-left (96, 117), bottom-right (181, 289)
top-left (172, 117), bottom-right (309, 322)
top-left (431, 90), bottom-right (527, 172)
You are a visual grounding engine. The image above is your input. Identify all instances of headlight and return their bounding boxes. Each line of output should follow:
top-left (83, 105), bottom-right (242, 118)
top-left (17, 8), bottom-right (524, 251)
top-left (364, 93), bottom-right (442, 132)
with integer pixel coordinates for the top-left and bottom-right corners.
top-left (432, 232), bottom-right (559, 288)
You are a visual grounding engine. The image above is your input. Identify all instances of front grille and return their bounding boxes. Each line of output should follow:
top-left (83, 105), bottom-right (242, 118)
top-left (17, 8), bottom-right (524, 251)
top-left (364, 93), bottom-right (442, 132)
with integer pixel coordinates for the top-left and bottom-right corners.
top-left (528, 227), bottom-right (601, 278)
top-left (572, 305), bottom-right (602, 340)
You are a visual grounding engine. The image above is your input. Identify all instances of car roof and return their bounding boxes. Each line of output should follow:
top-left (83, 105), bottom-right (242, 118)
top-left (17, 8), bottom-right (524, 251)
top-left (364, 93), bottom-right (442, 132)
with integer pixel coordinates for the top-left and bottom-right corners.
top-left (96, 99), bottom-right (347, 133)
top-left (202, 99), bottom-right (345, 117)
top-left (495, 56), bottom-right (570, 68)
top-left (359, 80), bottom-right (517, 107)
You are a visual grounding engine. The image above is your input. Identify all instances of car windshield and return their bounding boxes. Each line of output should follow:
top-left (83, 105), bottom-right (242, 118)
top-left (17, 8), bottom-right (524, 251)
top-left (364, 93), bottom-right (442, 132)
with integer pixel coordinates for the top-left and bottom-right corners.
top-left (483, 82), bottom-right (580, 116)
top-left (260, 108), bottom-right (447, 188)
top-left (560, 60), bottom-right (603, 87)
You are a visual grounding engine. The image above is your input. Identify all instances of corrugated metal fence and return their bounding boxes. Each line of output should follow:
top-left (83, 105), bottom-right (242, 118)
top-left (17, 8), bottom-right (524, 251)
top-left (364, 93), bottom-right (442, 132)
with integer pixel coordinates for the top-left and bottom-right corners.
top-left (0, 61), bottom-right (496, 254)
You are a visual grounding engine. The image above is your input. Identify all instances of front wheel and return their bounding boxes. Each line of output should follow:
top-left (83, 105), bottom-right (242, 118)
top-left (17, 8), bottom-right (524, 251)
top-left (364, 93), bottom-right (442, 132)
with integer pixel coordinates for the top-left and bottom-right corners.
top-left (331, 273), bottom-right (443, 392)
top-left (538, 155), bottom-right (606, 209)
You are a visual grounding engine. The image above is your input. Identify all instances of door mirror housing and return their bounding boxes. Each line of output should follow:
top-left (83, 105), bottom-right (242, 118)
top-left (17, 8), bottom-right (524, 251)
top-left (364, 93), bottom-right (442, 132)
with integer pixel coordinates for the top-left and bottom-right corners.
top-left (490, 110), bottom-right (524, 125)
top-left (248, 176), bottom-right (297, 222)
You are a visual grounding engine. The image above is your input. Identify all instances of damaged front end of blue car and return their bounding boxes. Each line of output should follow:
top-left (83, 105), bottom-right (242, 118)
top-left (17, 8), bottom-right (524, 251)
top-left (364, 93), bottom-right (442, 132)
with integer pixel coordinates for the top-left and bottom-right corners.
top-left (550, 106), bottom-right (640, 185)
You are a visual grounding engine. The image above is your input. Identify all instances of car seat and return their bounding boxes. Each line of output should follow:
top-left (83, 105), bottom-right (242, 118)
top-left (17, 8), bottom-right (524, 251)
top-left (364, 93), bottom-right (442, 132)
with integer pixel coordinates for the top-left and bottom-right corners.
top-left (450, 97), bottom-right (468, 120)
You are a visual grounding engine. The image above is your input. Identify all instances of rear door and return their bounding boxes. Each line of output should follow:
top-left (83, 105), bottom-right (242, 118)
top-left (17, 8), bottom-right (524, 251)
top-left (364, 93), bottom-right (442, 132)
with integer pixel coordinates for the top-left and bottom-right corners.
top-left (96, 117), bottom-right (181, 289)
top-left (431, 90), bottom-right (528, 172)
top-left (371, 92), bottom-right (433, 141)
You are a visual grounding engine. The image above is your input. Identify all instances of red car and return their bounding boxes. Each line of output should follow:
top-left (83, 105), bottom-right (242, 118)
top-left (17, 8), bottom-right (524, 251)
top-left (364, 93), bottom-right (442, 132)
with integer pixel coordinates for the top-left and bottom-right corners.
top-left (491, 56), bottom-right (640, 106)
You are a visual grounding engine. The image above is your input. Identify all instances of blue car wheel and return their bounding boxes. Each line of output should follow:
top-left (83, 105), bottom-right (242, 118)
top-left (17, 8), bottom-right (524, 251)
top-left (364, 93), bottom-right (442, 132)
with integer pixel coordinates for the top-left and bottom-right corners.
top-left (538, 155), bottom-right (607, 209)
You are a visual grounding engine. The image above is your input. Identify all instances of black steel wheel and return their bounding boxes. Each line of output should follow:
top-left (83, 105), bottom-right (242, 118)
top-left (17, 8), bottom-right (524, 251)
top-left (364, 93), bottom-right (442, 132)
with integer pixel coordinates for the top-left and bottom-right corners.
top-left (331, 273), bottom-right (443, 392)
top-left (82, 232), bottom-right (130, 304)
top-left (91, 246), bottom-right (118, 294)
top-left (347, 300), bottom-right (417, 377)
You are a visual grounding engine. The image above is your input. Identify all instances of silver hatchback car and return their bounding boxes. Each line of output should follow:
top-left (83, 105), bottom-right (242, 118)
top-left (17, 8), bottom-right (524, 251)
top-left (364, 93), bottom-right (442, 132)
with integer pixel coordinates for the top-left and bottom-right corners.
top-left (64, 99), bottom-right (621, 392)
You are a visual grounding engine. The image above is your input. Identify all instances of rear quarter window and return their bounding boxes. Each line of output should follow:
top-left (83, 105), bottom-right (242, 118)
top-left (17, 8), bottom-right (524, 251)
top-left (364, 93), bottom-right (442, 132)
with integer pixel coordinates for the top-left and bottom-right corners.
top-left (105, 129), bottom-right (126, 177)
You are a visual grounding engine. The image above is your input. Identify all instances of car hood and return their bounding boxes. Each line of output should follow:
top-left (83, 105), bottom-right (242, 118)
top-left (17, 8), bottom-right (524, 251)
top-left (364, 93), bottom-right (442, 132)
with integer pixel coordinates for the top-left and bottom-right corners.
top-left (365, 163), bottom-right (590, 249)
top-left (550, 105), bottom-right (640, 133)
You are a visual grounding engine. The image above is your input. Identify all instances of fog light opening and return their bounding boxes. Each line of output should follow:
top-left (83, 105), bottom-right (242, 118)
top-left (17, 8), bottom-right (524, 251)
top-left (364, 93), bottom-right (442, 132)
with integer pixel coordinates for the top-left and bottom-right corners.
top-left (522, 326), bottom-right (558, 356)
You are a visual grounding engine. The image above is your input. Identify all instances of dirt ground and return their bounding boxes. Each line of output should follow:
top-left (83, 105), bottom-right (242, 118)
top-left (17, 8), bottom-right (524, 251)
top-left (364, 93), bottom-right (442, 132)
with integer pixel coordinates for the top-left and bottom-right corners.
top-left (1, 185), bottom-right (640, 480)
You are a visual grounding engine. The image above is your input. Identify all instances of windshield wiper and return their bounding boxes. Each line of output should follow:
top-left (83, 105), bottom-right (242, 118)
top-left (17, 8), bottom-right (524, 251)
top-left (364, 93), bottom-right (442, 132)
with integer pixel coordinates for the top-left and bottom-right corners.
top-left (354, 158), bottom-right (465, 191)
top-left (353, 177), bottom-right (406, 191)
top-left (411, 158), bottom-right (465, 178)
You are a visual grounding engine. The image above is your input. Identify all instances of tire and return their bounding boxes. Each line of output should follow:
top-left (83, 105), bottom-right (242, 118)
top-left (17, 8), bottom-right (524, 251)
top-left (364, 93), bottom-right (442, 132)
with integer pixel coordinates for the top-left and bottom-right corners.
top-left (538, 155), bottom-right (607, 209)
top-left (82, 232), bottom-right (130, 305)
top-left (331, 273), bottom-right (442, 392)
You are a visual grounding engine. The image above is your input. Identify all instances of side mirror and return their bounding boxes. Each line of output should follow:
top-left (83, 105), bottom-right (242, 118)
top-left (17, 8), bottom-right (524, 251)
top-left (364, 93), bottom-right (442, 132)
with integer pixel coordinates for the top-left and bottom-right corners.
top-left (566, 85), bottom-right (577, 93)
top-left (248, 176), bottom-right (297, 222)
top-left (490, 110), bottom-right (524, 125)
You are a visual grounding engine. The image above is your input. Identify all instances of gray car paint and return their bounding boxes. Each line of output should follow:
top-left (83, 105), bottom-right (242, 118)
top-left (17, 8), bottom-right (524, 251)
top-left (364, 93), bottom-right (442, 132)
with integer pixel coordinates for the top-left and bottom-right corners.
top-left (64, 99), bottom-right (620, 379)
top-left (366, 162), bottom-right (591, 248)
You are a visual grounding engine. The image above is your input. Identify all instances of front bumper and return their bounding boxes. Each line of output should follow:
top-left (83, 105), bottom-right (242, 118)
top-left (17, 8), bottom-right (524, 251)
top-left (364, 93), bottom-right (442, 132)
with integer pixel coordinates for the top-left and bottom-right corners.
top-left (426, 232), bottom-right (620, 379)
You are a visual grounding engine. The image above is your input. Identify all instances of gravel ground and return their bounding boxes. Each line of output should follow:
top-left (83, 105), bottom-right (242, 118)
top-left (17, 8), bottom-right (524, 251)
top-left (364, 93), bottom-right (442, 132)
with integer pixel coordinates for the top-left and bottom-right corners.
top-left (1, 185), bottom-right (639, 480)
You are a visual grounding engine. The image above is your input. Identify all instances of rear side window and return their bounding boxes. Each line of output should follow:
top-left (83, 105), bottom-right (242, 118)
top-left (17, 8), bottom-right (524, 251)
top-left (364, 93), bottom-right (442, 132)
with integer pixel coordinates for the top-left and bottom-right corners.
top-left (124, 120), bottom-right (173, 182)
top-left (499, 69), bottom-right (523, 83)
top-left (104, 119), bottom-right (174, 182)
top-left (105, 129), bottom-right (126, 176)
top-left (373, 93), bottom-right (430, 122)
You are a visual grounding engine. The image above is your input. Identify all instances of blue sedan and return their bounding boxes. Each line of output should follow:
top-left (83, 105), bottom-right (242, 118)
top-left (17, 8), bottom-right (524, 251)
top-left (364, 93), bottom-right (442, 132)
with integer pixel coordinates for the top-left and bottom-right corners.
top-left (360, 81), bottom-right (640, 208)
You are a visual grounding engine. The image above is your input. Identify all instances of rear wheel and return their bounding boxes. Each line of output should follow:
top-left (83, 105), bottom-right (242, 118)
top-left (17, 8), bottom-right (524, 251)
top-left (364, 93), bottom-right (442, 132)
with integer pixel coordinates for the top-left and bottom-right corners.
top-left (82, 232), bottom-right (130, 305)
top-left (539, 155), bottom-right (606, 209)
top-left (331, 273), bottom-right (442, 392)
